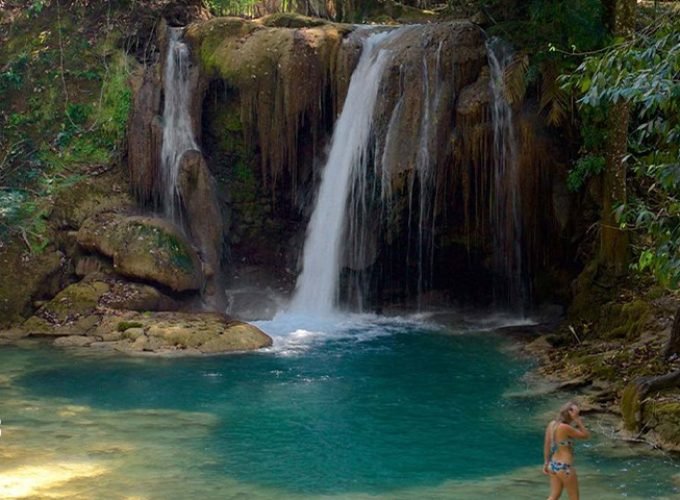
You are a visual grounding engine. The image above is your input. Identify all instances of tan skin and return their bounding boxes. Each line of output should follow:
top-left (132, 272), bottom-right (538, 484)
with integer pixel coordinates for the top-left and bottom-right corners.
top-left (543, 404), bottom-right (590, 500)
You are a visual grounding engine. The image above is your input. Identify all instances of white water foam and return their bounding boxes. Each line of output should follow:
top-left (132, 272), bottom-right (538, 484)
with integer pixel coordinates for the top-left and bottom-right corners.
top-left (254, 311), bottom-right (442, 356)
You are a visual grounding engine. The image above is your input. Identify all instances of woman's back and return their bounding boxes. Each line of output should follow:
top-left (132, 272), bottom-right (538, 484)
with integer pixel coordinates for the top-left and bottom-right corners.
top-left (550, 421), bottom-right (575, 463)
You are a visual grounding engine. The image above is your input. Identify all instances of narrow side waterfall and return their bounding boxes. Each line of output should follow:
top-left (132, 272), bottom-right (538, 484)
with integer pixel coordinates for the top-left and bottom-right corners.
top-left (290, 29), bottom-right (405, 315)
top-left (411, 41), bottom-right (444, 304)
top-left (487, 37), bottom-right (525, 310)
top-left (160, 27), bottom-right (199, 221)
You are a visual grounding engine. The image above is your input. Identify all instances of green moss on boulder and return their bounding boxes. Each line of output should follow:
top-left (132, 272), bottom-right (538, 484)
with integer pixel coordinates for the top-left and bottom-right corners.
top-left (641, 399), bottom-right (680, 449)
top-left (20, 278), bottom-right (110, 336)
top-left (117, 321), bottom-right (144, 332)
top-left (0, 243), bottom-right (66, 327)
top-left (95, 311), bottom-right (272, 354)
top-left (50, 171), bottom-right (134, 229)
top-left (77, 214), bottom-right (203, 292)
top-left (600, 300), bottom-right (650, 340)
top-left (260, 13), bottom-right (331, 28)
top-left (621, 382), bottom-right (643, 431)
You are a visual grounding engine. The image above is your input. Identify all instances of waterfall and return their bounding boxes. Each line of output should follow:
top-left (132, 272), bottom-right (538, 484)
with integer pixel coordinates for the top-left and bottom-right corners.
top-left (487, 37), bottom-right (525, 310)
top-left (160, 27), bottom-right (199, 221)
top-left (412, 41), bottom-right (444, 305)
top-left (290, 28), bottom-right (408, 315)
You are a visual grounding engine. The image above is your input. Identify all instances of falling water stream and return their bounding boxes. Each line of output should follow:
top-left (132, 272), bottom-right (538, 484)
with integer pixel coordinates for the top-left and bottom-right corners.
top-left (291, 26), bottom-right (452, 314)
top-left (290, 28), bottom-right (410, 315)
top-left (160, 27), bottom-right (199, 221)
top-left (487, 37), bottom-right (525, 310)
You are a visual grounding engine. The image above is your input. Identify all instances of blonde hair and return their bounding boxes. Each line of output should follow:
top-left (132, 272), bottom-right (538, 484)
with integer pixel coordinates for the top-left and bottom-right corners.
top-left (556, 401), bottom-right (577, 424)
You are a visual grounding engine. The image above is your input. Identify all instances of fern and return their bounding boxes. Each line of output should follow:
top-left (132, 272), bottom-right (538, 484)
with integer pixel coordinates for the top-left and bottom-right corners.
top-left (502, 52), bottom-right (529, 105)
top-left (539, 61), bottom-right (570, 126)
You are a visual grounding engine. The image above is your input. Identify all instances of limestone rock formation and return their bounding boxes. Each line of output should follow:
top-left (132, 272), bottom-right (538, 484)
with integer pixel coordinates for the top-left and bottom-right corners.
top-left (77, 213), bottom-right (203, 292)
top-left (8, 274), bottom-right (273, 355)
top-left (177, 150), bottom-right (224, 300)
top-left (128, 65), bottom-right (163, 202)
top-left (0, 245), bottom-right (67, 327)
top-left (95, 311), bottom-right (273, 354)
top-left (21, 279), bottom-right (111, 336)
top-left (102, 280), bottom-right (179, 312)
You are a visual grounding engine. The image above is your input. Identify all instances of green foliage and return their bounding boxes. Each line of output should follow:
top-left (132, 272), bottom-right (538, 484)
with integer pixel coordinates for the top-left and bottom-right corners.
top-left (487, 0), bottom-right (606, 55)
top-left (65, 102), bottom-right (92, 126)
top-left (0, 189), bottom-right (50, 252)
top-left (28, 0), bottom-right (47, 17)
top-left (484, 0), bottom-right (608, 128)
top-left (0, 52), bottom-right (29, 94)
top-left (567, 154), bottom-right (605, 192)
top-left (563, 18), bottom-right (680, 287)
top-left (0, 5), bottom-right (133, 253)
top-left (205, 0), bottom-right (261, 17)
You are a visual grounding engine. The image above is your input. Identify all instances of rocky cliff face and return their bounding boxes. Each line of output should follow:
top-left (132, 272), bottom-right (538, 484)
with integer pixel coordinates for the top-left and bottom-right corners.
top-left (127, 13), bottom-right (577, 313)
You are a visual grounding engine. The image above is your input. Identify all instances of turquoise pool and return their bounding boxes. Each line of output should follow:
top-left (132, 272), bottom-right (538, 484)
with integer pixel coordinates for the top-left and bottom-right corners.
top-left (0, 313), bottom-right (677, 499)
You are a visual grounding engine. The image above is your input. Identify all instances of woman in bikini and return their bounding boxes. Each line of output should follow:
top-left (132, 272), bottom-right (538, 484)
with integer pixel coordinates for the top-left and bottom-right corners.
top-left (543, 401), bottom-right (590, 500)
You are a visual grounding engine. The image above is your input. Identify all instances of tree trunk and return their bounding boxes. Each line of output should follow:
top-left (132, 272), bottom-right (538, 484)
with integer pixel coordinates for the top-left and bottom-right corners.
top-left (599, 0), bottom-right (636, 275)
top-left (600, 100), bottom-right (629, 275)
top-left (663, 306), bottom-right (680, 360)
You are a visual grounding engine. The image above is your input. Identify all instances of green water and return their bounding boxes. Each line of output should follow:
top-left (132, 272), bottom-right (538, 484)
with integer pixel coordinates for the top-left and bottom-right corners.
top-left (0, 314), bottom-right (678, 499)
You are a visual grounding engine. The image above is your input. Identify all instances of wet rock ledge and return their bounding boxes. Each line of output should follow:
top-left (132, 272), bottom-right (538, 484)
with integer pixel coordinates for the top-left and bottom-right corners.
top-left (1, 307), bottom-right (272, 356)
top-left (0, 171), bottom-right (272, 356)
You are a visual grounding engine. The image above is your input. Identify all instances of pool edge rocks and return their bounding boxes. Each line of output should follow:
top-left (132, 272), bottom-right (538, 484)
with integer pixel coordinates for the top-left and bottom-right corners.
top-left (0, 311), bottom-right (272, 356)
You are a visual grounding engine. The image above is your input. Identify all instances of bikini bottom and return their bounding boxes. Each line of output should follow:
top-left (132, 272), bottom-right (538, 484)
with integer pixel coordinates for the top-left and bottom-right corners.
top-left (549, 460), bottom-right (572, 476)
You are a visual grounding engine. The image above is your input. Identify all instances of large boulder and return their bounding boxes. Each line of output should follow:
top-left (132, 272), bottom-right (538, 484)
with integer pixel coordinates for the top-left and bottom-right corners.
top-left (0, 244), bottom-right (67, 327)
top-left (50, 171), bottom-right (135, 230)
top-left (77, 214), bottom-right (203, 292)
top-left (102, 280), bottom-right (178, 312)
top-left (21, 278), bottom-right (111, 336)
top-left (94, 311), bottom-right (273, 354)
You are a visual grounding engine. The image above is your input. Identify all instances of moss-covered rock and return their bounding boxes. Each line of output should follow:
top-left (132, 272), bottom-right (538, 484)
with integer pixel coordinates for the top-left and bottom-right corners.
top-left (0, 243), bottom-right (67, 327)
top-left (21, 278), bottom-right (110, 336)
top-left (185, 16), bottom-right (351, 195)
top-left (621, 382), bottom-right (643, 431)
top-left (50, 171), bottom-right (135, 230)
top-left (93, 311), bottom-right (272, 354)
top-left (643, 400), bottom-right (680, 449)
top-left (260, 12), bottom-right (331, 28)
top-left (600, 300), bottom-right (651, 340)
top-left (103, 281), bottom-right (178, 312)
top-left (38, 280), bottom-right (110, 323)
top-left (77, 213), bottom-right (203, 292)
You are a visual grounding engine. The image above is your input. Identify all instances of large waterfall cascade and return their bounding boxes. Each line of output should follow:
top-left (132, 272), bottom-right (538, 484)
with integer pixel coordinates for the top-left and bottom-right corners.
top-left (160, 27), bottom-right (200, 221)
top-left (291, 26), bottom-right (455, 315)
top-left (487, 37), bottom-right (526, 310)
top-left (172, 20), bottom-right (532, 317)
top-left (289, 28), bottom-right (406, 315)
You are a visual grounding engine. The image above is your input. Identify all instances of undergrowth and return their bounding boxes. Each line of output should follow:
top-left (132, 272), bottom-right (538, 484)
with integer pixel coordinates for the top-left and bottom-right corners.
top-left (0, 1), bottom-right (133, 252)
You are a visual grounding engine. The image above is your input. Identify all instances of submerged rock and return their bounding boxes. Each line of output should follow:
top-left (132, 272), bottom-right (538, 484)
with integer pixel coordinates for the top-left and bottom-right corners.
top-left (77, 214), bottom-right (203, 292)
